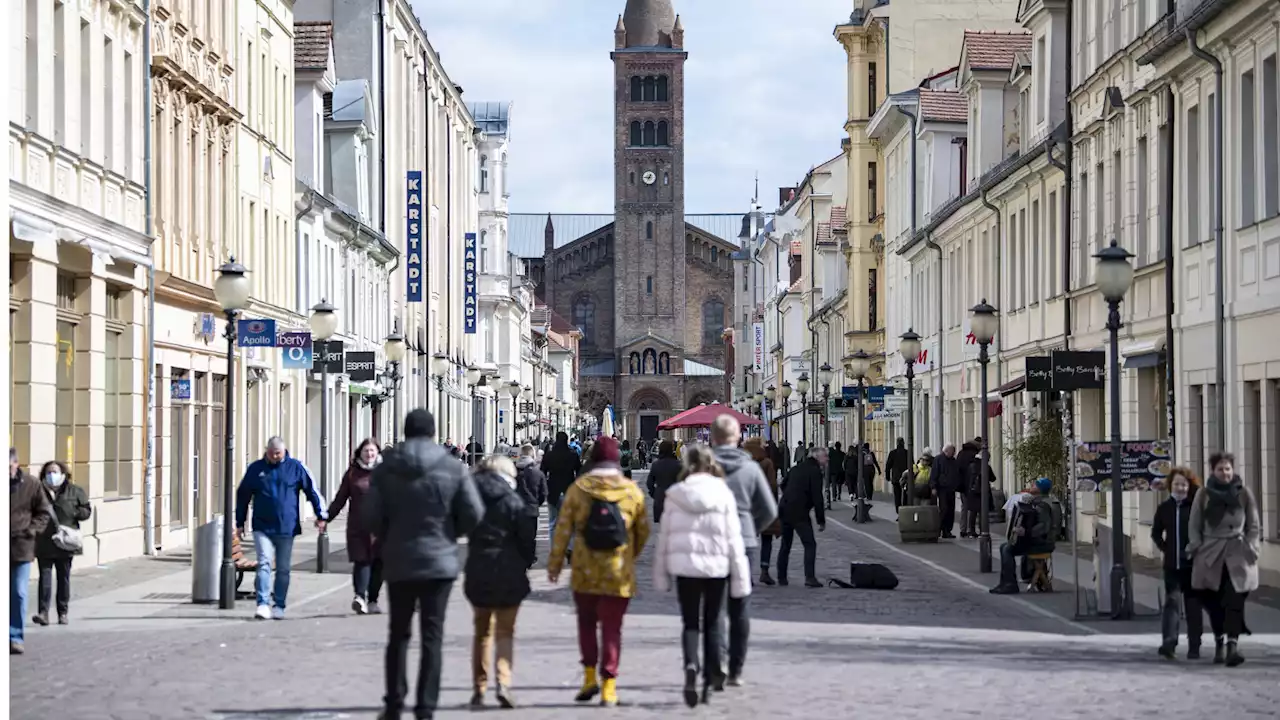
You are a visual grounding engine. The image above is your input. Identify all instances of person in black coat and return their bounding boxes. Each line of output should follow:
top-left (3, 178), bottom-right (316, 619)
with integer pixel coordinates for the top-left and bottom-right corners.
top-left (777, 448), bottom-right (827, 587)
top-left (884, 438), bottom-right (911, 513)
top-left (540, 432), bottom-right (581, 536)
top-left (513, 445), bottom-right (548, 509)
top-left (956, 441), bottom-right (983, 538)
top-left (33, 460), bottom-right (91, 626)
top-left (929, 444), bottom-right (964, 538)
top-left (827, 442), bottom-right (847, 505)
top-left (465, 456), bottom-right (536, 709)
top-left (1153, 469), bottom-right (1204, 660)
top-left (646, 440), bottom-right (682, 523)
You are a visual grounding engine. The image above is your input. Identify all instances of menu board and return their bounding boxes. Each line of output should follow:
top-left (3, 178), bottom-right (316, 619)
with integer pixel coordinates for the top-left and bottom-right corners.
top-left (1074, 440), bottom-right (1173, 492)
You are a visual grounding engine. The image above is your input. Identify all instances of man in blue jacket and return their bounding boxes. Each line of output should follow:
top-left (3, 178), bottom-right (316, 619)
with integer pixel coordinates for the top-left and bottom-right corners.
top-left (235, 436), bottom-right (327, 620)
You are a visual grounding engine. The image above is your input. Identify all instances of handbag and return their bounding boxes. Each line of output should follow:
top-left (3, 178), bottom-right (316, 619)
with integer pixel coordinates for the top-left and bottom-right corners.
top-left (52, 525), bottom-right (83, 553)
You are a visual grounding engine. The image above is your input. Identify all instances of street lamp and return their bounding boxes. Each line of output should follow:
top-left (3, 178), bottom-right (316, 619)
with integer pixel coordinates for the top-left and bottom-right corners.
top-left (780, 381), bottom-right (793, 458)
top-left (1095, 239), bottom-right (1136, 619)
top-left (466, 364), bottom-right (482, 463)
top-left (846, 350), bottom-right (871, 522)
top-left (432, 352), bottom-right (450, 436)
top-left (970, 300), bottom-right (999, 573)
top-left (796, 372), bottom-right (810, 451)
top-left (213, 258), bottom-right (251, 609)
top-left (898, 328), bottom-right (922, 507)
top-left (818, 362), bottom-right (834, 447)
top-left (383, 329), bottom-right (406, 441)
top-left (309, 299), bottom-right (339, 574)
top-left (506, 381), bottom-right (522, 446)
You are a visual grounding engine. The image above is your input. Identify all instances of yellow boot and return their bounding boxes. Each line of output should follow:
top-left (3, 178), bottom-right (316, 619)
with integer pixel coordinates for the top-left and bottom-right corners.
top-left (600, 677), bottom-right (618, 707)
top-left (574, 666), bottom-right (600, 703)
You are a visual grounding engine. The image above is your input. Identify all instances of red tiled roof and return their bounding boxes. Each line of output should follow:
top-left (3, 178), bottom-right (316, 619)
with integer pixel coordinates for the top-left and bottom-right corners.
top-left (294, 22), bottom-right (332, 71)
top-left (789, 239), bottom-right (803, 255)
top-left (816, 222), bottom-right (832, 243)
top-left (962, 30), bottom-right (1032, 72)
top-left (919, 88), bottom-right (967, 123)
top-left (830, 206), bottom-right (848, 231)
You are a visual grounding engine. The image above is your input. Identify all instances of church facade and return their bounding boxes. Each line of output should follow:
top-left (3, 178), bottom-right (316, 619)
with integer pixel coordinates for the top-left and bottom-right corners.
top-left (516, 0), bottom-right (738, 442)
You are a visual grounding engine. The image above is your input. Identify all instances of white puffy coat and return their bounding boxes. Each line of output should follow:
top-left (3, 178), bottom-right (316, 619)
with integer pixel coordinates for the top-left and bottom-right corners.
top-left (652, 473), bottom-right (752, 599)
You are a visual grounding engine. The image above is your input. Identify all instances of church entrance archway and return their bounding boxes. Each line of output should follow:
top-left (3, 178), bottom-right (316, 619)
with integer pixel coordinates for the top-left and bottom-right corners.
top-left (627, 387), bottom-right (672, 443)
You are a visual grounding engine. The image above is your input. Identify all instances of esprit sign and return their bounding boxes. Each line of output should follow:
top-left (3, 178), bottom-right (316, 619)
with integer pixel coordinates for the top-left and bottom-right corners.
top-left (463, 232), bottom-right (478, 334)
top-left (406, 171), bottom-right (424, 303)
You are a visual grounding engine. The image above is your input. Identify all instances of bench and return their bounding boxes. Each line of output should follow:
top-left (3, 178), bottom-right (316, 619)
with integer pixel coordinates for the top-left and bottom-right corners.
top-left (1026, 553), bottom-right (1053, 593)
top-left (232, 533), bottom-right (258, 599)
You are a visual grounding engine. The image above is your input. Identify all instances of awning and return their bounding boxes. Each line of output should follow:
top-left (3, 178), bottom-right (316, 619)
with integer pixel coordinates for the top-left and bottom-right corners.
top-left (987, 400), bottom-right (1003, 418)
top-left (996, 376), bottom-right (1025, 397)
top-left (1124, 351), bottom-right (1163, 369)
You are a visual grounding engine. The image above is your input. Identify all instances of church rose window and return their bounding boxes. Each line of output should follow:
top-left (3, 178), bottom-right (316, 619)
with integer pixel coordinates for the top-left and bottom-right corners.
top-left (702, 299), bottom-right (725, 346)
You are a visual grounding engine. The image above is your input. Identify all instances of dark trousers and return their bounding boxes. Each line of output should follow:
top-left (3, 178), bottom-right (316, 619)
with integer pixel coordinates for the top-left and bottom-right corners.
top-left (384, 579), bottom-right (454, 719)
top-left (1203, 567), bottom-right (1249, 640)
top-left (777, 517), bottom-right (817, 582)
top-left (36, 556), bottom-right (72, 616)
top-left (938, 490), bottom-right (957, 534)
top-left (891, 482), bottom-right (903, 513)
top-left (574, 592), bottom-right (630, 678)
top-left (354, 559), bottom-right (384, 603)
top-left (676, 576), bottom-right (726, 683)
top-left (759, 534), bottom-right (774, 569)
top-left (1161, 566), bottom-right (1203, 649)
top-left (718, 546), bottom-right (756, 678)
top-left (998, 543), bottom-right (1020, 586)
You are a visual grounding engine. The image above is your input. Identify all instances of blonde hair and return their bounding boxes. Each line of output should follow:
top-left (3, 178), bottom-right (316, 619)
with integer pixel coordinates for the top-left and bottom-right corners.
top-left (477, 454), bottom-right (517, 480)
top-left (681, 444), bottom-right (724, 478)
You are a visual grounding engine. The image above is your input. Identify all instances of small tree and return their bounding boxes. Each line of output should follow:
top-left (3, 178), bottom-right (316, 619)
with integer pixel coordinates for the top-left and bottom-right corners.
top-left (1003, 408), bottom-right (1069, 496)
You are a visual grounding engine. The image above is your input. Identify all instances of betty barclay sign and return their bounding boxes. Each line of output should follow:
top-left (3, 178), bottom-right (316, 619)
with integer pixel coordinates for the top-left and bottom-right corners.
top-left (406, 170), bottom-right (424, 303)
top-left (751, 323), bottom-right (764, 374)
top-left (463, 232), bottom-right (478, 334)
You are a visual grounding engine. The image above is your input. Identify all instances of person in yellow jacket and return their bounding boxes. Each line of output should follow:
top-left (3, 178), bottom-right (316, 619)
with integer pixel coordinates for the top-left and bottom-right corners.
top-left (547, 436), bottom-right (650, 708)
top-left (911, 449), bottom-right (935, 504)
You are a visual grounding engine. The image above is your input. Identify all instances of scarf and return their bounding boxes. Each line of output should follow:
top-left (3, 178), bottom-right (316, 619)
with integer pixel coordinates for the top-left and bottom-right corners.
top-left (1203, 477), bottom-right (1243, 527)
top-left (356, 456), bottom-right (382, 471)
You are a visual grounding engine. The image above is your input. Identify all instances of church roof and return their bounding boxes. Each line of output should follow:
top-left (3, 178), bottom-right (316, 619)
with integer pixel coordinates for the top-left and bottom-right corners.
top-left (621, 0), bottom-right (676, 48)
top-left (683, 359), bottom-right (725, 377)
top-left (509, 213), bottom-right (742, 258)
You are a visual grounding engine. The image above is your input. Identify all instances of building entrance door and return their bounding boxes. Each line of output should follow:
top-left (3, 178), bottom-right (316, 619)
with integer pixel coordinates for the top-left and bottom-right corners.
top-left (640, 414), bottom-right (659, 445)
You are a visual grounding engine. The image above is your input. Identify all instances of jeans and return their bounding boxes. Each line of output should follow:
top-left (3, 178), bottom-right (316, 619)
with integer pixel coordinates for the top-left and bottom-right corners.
top-left (1161, 566), bottom-right (1203, 649)
top-left (549, 496), bottom-right (572, 553)
top-left (472, 605), bottom-right (520, 692)
top-left (938, 491), bottom-right (957, 534)
top-left (10, 561), bottom-right (31, 643)
top-left (1204, 566), bottom-right (1249, 640)
top-left (573, 592), bottom-right (630, 678)
top-left (253, 532), bottom-right (296, 609)
top-left (998, 543), bottom-right (1018, 586)
top-left (354, 559), bottom-right (384, 603)
top-left (676, 576), bottom-right (726, 683)
top-left (718, 546), bottom-right (756, 678)
top-left (759, 534), bottom-right (774, 570)
top-left (777, 518), bottom-right (817, 582)
top-left (37, 556), bottom-right (73, 616)
top-left (384, 579), bottom-right (454, 719)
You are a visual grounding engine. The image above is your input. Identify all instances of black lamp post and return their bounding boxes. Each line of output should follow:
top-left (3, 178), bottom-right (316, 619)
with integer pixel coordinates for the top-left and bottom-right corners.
top-left (899, 329), bottom-right (922, 508)
top-left (310, 299), bottom-right (339, 573)
top-left (780, 381), bottom-right (793, 461)
top-left (796, 372), bottom-right (811, 452)
top-left (846, 350), bottom-right (871, 521)
top-left (507, 381), bottom-right (521, 446)
top-left (1095, 239), bottom-right (1136, 619)
top-left (432, 352), bottom-right (450, 435)
top-left (818, 363), bottom-right (834, 447)
top-left (384, 329), bottom-right (406, 442)
top-left (970, 300), bottom-right (998, 573)
top-left (466, 364), bottom-right (482, 462)
top-left (213, 258), bottom-right (251, 609)
top-left (764, 385), bottom-right (776, 444)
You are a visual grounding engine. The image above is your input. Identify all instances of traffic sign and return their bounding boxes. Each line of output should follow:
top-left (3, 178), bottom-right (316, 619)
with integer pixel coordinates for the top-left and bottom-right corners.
top-left (236, 319), bottom-right (277, 347)
top-left (278, 331), bottom-right (313, 369)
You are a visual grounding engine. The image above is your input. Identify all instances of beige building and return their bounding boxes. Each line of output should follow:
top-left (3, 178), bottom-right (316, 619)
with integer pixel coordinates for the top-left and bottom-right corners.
top-left (9, 0), bottom-right (151, 563)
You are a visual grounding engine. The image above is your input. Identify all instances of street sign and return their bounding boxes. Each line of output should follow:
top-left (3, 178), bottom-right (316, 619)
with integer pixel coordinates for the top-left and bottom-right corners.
top-left (867, 409), bottom-right (901, 421)
top-left (519, 402), bottom-right (535, 413)
top-left (1051, 350), bottom-right (1106, 391)
top-left (883, 394), bottom-right (907, 409)
top-left (278, 331), bottom-right (313, 370)
top-left (832, 398), bottom-right (858, 410)
top-left (236, 319), bottom-right (277, 347)
top-left (841, 385), bottom-right (860, 400)
top-left (345, 351), bottom-right (377, 382)
top-left (313, 340), bottom-right (344, 373)
top-left (806, 400), bottom-right (826, 414)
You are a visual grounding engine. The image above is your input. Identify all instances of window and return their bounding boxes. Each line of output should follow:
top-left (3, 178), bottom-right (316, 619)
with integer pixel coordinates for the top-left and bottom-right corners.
top-left (80, 20), bottom-right (90, 154)
top-left (1207, 92), bottom-right (1217, 242)
top-left (702, 299), bottom-right (725, 346)
top-left (643, 76), bottom-right (656, 101)
top-left (643, 121), bottom-right (656, 146)
top-left (1035, 36), bottom-right (1046, 123)
top-left (1137, 136), bottom-right (1149, 262)
top-left (867, 62), bottom-right (878, 114)
top-left (1186, 104), bottom-right (1201, 246)
top-left (656, 121), bottom-right (668, 146)
top-left (53, 2), bottom-right (66, 142)
top-left (1113, 150), bottom-right (1122, 249)
top-left (742, 266), bottom-right (748, 291)
top-left (711, 247), bottom-right (719, 264)
top-left (1031, 200), bottom-right (1041, 303)
top-left (25, 1), bottom-right (39, 127)
top-left (868, 162), bottom-right (878, 221)
top-left (1263, 55), bottom-right (1278, 218)
top-left (868, 268), bottom-right (878, 329)
top-left (1094, 161), bottom-right (1105, 253)
top-left (630, 121), bottom-right (642, 146)
top-left (1241, 69), bottom-right (1256, 226)
top-left (55, 319), bottom-right (76, 473)
top-left (663, 172), bottom-right (669, 185)
top-left (646, 276), bottom-right (653, 294)
top-left (1008, 212), bottom-right (1020, 308)
top-left (657, 76), bottom-right (668, 101)
top-left (1048, 191), bottom-right (1059, 296)
top-left (104, 37), bottom-right (115, 167)
top-left (645, 221), bottom-right (653, 240)
top-left (629, 170), bottom-right (635, 185)
top-left (957, 138), bottom-right (969, 195)
top-left (479, 155), bottom-right (489, 193)
top-left (630, 76), bottom-right (642, 101)
top-left (573, 295), bottom-right (595, 346)
top-left (104, 329), bottom-right (126, 495)
top-left (480, 230), bottom-right (489, 273)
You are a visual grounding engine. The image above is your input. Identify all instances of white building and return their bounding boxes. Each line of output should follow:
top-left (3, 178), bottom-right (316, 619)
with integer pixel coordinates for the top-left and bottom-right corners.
top-left (9, 0), bottom-right (151, 562)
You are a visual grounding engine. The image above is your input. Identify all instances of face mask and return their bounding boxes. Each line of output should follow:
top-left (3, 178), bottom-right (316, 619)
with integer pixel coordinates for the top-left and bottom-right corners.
top-left (1171, 488), bottom-right (1188, 501)
top-left (45, 473), bottom-right (65, 488)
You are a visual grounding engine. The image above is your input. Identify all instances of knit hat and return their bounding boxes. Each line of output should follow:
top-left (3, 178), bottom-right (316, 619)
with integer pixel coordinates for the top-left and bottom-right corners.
top-left (591, 436), bottom-right (621, 466)
top-left (1035, 477), bottom-right (1053, 494)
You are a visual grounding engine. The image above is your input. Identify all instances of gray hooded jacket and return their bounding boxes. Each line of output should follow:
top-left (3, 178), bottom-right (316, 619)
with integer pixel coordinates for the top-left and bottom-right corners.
top-left (712, 445), bottom-right (779, 548)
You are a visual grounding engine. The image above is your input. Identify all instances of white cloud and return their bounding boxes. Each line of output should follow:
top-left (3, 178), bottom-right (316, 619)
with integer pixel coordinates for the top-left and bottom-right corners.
top-left (412, 0), bottom-right (848, 212)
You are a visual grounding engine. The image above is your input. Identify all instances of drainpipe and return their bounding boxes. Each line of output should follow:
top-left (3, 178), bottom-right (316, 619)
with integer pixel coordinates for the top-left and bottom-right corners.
top-left (1186, 31), bottom-right (1225, 451)
top-left (377, 0), bottom-right (387, 233)
top-left (979, 190), bottom-right (1004, 398)
top-left (1047, 139), bottom-right (1078, 470)
top-left (925, 231), bottom-right (944, 446)
top-left (1161, 86), bottom-right (1177, 455)
top-left (294, 189), bottom-right (316, 314)
top-left (142, 0), bottom-right (156, 556)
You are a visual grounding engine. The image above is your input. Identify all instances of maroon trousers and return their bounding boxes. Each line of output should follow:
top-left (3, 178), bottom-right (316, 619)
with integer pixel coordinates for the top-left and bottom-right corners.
top-left (573, 592), bottom-right (630, 678)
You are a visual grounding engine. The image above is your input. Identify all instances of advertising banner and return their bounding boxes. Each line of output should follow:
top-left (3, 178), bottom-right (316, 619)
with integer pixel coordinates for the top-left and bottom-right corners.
top-left (278, 331), bottom-right (313, 370)
top-left (1025, 356), bottom-right (1053, 391)
top-left (345, 351), bottom-right (377, 382)
top-left (1075, 440), bottom-right (1172, 492)
top-left (463, 232), bottom-right (478, 334)
top-left (312, 340), bottom-right (345, 373)
top-left (406, 171), bottom-right (424, 302)
top-left (1051, 350), bottom-right (1106, 391)
top-left (751, 323), bottom-right (764, 373)
top-left (236, 319), bottom-right (276, 347)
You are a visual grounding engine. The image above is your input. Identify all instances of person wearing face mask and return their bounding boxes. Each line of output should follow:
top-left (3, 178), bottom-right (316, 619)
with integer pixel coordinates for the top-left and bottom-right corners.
top-left (328, 439), bottom-right (384, 615)
top-left (32, 461), bottom-right (91, 627)
top-left (1188, 451), bottom-right (1259, 667)
top-left (11, 448), bottom-right (51, 654)
top-left (1151, 468), bottom-right (1203, 660)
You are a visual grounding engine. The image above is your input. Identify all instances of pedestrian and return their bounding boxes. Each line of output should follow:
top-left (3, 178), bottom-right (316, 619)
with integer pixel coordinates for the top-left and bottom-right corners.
top-left (827, 442), bottom-right (846, 506)
top-left (10, 448), bottom-right (51, 655)
top-left (33, 460), bottom-right (91, 626)
top-left (365, 409), bottom-right (484, 720)
top-left (541, 432), bottom-right (581, 542)
top-left (776, 447), bottom-right (826, 587)
top-left (912, 450), bottom-right (935, 503)
top-left (884, 438), bottom-right (910, 514)
top-left (990, 478), bottom-right (1057, 594)
top-left (327, 438), bottom-right (384, 615)
top-left (234, 436), bottom-right (328, 620)
top-left (635, 438), bottom-right (648, 470)
top-left (929, 443), bottom-right (963, 538)
top-left (514, 444), bottom-right (548, 509)
top-left (860, 442), bottom-right (881, 500)
top-left (646, 439), bottom-right (682, 523)
top-left (743, 437), bottom-right (780, 586)
top-left (793, 441), bottom-right (807, 467)
top-left (1152, 467), bottom-right (1204, 660)
top-left (709, 415), bottom-right (777, 686)
top-left (465, 436), bottom-right (485, 466)
top-left (653, 445), bottom-right (750, 708)
top-left (1188, 451), bottom-right (1259, 667)
top-left (956, 440), bottom-right (980, 537)
top-left (466, 455), bottom-right (536, 709)
top-left (546, 437), bottom-right (650, 708)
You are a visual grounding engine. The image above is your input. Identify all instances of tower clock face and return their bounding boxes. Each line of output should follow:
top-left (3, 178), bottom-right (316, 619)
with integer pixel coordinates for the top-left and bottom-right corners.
top-left (642, 171), bottom-right (656, 185)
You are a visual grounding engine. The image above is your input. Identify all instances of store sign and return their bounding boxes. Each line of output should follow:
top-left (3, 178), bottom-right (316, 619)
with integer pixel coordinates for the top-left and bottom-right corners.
top-left (751, 323), bottom-right (764, 373)
top-left (406, 170), bottom-right (424, 303)
top-left (1051, 350), bottom-right (1106, 391)
top-left (463, 232), bottom-right (478, 334)
top-left (1025, 356), bottom-right (1053, 392)
top-left (345, 351), bottom-right (377, 382)
top-left (1075, 440), bottom-right (1172, 492)
top-left (313, 340), bottom-right (345, 373)
top-left (236, 319), bottom-right (277, 347)
top-left (170, 378), bottom-right (192, 400)
top-left (278, 331), bottom-right (313, 370)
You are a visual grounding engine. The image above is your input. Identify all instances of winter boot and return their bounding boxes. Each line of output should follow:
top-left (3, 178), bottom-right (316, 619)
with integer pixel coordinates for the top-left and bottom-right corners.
top-left (682, 666), bottom-right (699, 708)
top-left (575, 667), bottom-right (600, 703)
top-left (1225, 640), bottom-right (1244, 667)
top-left (600, 677), bottom-right (618, 707)
top-left (759, 568), bottom-right (775, 586)
top-left (1157, 642), bottom-right (1176, 660)
top-left (1213, 637), bottom-right (1225, 664)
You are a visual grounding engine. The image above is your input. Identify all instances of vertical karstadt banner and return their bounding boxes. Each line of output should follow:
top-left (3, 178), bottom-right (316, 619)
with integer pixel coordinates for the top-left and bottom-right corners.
top-left (463, 232), bottom-right (478, 333)
top-left (406, 171), bottom-right (424, 302)
top-left (752, 322), bottom-right (764, 373)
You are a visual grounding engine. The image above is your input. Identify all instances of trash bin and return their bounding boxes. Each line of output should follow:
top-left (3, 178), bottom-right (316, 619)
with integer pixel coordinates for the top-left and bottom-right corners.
top-left (192, 515), bottom-right (225, 604)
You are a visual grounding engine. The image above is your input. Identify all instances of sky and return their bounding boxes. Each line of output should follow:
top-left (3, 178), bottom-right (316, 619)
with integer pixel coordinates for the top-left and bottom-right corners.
top-left (412, 0), bottom-right (850, 213)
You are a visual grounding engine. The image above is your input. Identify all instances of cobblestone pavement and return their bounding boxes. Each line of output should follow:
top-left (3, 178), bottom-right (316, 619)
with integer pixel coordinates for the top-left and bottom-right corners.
top-left (11, 475), bottom-right (1280, 720)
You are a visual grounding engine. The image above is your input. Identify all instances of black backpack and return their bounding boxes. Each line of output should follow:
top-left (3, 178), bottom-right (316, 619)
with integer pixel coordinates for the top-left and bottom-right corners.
top-left (583, 497), bottom-right (629, 551)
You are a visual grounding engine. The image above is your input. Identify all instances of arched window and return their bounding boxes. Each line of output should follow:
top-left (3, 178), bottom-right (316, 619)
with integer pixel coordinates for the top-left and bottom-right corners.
top-left (630, 121), bottom-right (641, 146)
top-left (629, 171), bottom-right (636, 185)
top-left (657, 76), bottom-right (668, 101)
top-left (646, 276), bottom-right (653, 294)
top-left (656, 121), bottom-right (669, 146)
top-left (630, 76), bottom-right (642, 101)
top-left (710, 247), bottom-right (718, 263)
top-left (663, 172), bottom-right (669, 185)
top-left (573, 295), bottom-right (596, 346)
top-left (643, 121), bottom-right (656, 146)
top-left (643, 76), bottom-right (656, 101)
top-left (702, 299), bottom-right (725, 346)
top-left (479, 155), bottom-right (488, 193)
top-left (645, 221), bottom-right (653, 240)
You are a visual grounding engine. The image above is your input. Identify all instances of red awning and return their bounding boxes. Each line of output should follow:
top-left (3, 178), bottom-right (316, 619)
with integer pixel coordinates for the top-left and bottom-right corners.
top-left (657, 404), bottom-right (763, 430)
top-left (987, 400), bottom-right (1003, 418)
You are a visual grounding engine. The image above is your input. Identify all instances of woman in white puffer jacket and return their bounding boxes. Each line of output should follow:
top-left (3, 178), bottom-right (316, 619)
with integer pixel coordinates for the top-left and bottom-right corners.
top-left (653, 445), bottom-right (751, 708)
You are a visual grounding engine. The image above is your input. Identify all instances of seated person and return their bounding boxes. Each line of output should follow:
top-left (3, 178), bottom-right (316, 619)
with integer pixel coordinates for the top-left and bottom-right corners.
top-left (990, 477), bottom-right (1057, 594)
